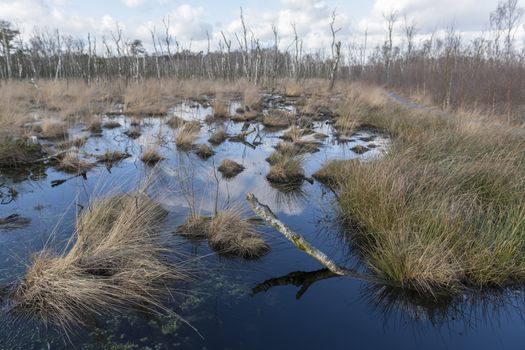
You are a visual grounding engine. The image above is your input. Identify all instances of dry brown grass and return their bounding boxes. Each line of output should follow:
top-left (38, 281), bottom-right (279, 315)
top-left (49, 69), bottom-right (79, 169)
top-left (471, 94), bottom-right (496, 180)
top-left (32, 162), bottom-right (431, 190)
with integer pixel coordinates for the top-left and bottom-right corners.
top-left (207, 208), bottom-right (269, 259)
top-left (35, 80), bottom-right (118, 118)
top-left (166, 116), bottom-right (186, 129)
top-left (262, 110), bottom-right (294, 128)
top-left (194, 144), bottom-right (214, 160)
top-left (55, 137), bottom-right (88, 151)
top-left (124, 126), bottom-right (142, 139)
top-left (281, 125), bottom-right (306, 143)
top-left (96, 150), bottom-right (130, 165)
top-left (176, 215), bottom-right (210, 240)
top-left (56, 153), bottom-right (95, 173)
top-left (212, 93), bottom-right (229, 118)
top-left (318, 84), bottom-right (525, 294)
top-left (266, 156), bottom-right (304, 184)
top-left (87, 119), bottom-right (103, 134)
top-left (10, 189), bottom-right (182, 328)
top-left (175, 122), bottom-right (200, 151)
top-left (284, 80), bottom-right (303, 97)
top-left (243, 84), bottom-right (261, 110)
top-left (40, 120), bottom-right (68, 140)
top-left (124, 81), bottom-right (168, 116)
top-left (218, 159), bottom-right (245, 179)
top-left (208, 128), bottom-right (227, 145)
top-left (102, 120), bottom-right (121, 129)
top-left (141, 148), bottom-right (164, 165)
top-left (0, 137), bottom-right (45, 168)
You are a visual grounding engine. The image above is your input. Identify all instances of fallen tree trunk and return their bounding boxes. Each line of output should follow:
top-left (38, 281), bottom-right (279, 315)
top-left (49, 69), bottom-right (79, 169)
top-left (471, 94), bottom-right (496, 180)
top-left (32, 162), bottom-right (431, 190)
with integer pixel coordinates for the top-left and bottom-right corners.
top-left (246, 193), bottom-right (386, 285)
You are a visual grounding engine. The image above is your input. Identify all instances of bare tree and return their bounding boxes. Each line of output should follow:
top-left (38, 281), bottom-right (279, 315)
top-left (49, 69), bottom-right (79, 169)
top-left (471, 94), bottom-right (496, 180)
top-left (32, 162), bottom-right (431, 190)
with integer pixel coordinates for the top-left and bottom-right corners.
top-left (383, 10), bottom-right (398, 82)
top-left (329, 10), bottom-right (342, 90)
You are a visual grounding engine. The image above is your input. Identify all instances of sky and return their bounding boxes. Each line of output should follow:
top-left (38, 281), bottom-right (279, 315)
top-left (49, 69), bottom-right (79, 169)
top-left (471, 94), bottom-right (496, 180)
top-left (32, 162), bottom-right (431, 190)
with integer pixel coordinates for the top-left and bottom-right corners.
top-left (1, 0), bottom-right (524, 53)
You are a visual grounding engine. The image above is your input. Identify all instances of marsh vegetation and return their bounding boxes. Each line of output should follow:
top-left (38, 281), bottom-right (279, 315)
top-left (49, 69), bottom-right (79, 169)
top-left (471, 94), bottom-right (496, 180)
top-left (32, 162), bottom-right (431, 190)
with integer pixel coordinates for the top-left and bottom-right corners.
top-left (0, 1), bottom-right (525, 347)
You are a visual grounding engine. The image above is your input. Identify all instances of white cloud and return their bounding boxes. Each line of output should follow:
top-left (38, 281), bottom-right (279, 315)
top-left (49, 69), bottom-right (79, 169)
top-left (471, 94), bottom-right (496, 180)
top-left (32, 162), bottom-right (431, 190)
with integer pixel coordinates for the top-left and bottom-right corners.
top-left (1, 0), bottom-right (524, 55)
top-left (122, 0), bottom-right (144, 7)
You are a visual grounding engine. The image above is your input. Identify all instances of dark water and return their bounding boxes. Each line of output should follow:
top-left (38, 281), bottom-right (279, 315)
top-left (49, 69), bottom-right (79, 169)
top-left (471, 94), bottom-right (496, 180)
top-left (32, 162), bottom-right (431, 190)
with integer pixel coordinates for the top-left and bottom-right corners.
top-left (1, 99), bottom-right (524, 349)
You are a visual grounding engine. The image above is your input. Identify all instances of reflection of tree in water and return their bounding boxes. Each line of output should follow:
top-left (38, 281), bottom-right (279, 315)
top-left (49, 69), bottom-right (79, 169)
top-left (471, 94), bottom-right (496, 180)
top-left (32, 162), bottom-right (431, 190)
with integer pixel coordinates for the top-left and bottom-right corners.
top-left (252, 268), bottom-right (339, 300)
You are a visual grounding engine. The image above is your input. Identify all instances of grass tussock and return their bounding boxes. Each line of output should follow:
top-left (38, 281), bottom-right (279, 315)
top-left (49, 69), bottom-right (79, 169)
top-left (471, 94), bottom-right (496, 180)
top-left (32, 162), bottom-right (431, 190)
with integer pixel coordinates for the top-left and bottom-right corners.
top-left (96, 150), bottom-right (130, 165)
top-left (9, 190), bottom-right (182, 328)
top-left (262, 110), bottom-right (294, 128)
top-left (124, 126), bottom-right (142, 139)
top-left (140, 148), bottom-right (164, 165)
top-left (218, 159), bottom-right (245, 179)
top-left (87, 119), bottom-right (103, 134)
top-left (124, 82), bottom-right (169, 115)
top-left (102, 120), bottom-right (121, 129)
top-left (177, 209), bottom-right (269, 259)
top-left (284, 80), bottom-right (303, 97)
top-left (266, 156), bottom-right (304, 184)
top-left (208, 128), bottom-right (227, 146)
top-left (40, 121), bottom-right (68, 140)
top-left (176, 215), bottom-right (210, 240)
top-left (321, 84), bottom-right (525, 294)
top-left (207, 208), bottom-right (269, 259)
top-left (56, 153), bottom-right (95, 173)
top-left (243, 85), bottom-right (260, 110)
top-left (0, 137), bottom-right (44, 168)
top-left (55, 137), bottom-right (88, 151)
top-left (175, 122), bottom-right (200, 151)
top-left (212, 94), bottom-right (229, 118)
top-left (194, 144), bottom-right (214, 160)
top-left (166, 116), bottom-right (186, 129)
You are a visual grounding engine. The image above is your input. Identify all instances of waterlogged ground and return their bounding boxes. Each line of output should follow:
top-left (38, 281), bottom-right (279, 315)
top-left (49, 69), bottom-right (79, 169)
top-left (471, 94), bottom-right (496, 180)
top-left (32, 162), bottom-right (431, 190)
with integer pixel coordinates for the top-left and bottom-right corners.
top-left (1, 97), bottom-right (525, 349)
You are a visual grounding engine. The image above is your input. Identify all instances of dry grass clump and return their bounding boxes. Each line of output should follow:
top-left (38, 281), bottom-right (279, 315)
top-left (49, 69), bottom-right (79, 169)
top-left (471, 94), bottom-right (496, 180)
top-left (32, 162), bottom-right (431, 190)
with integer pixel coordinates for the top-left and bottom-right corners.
top-left (55, 137), bottom-right (88, 151)
top-left (124, 82), bottom-right (168, 115)
top-left (207, 208), bottom-right (269, 259)
top-left (284, 80), bottom-right (303, 97)
top-left (194, 144), bottom-right (214, 160)
top-left (87, 119), bottom-right (103, 134)
top-left (175, 122), bottom-right (200, 151)
top-left (141, 148), bottom-right (164, 165)
top-left (321, 86), bottom-right (525, 294)
top-left (266, 141), bottom-right (319, 166)
top-left (281, 125), bottom-right (307, 143)
top-left (208, 128), bottom-right (227, 145)
top-left (266, 156), bottom-right (304, 184)
top-left (351, 145), bottom-right (369, 154)
top-left (35, 80), bottom-right (109, 117)
top-left (177, 208), bottom-right (269, 259)
top-left (9, 190), bottom-right (181, 328)
top-left (96, 150), bottom-right (130, 165)
top-left (313, 160), bottom-right (353, 186)
top-left (0, 137), bottom-right (44, 168)
top-left (218, 159), bottom-right (245, 179)
top-left (243, 85), bottom-right (261, 110)
top-left (176, 215), bottom-right (210, 240)
top-left (166, 116), bottom-right (186, 129)
top-left (40, 121), bottom-right (68, 140)
top-left (212, 94), bottom-right (229, 118)
top-left (56, 153), bottom-right (95, 173)
top-left (299, 94), bottom-right (333, 117)
top-left (102, 120), bottom-right (121, 129)
top-left (262, 109), bottom-right (295, 128)
top-left (124, 126), bottom-right (142, 139)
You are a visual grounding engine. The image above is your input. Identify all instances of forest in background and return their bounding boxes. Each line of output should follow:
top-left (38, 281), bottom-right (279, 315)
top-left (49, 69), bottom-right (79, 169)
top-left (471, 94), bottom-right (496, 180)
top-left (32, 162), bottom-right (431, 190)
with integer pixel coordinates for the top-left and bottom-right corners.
top-left (1, 0), bottom-right (525, 120)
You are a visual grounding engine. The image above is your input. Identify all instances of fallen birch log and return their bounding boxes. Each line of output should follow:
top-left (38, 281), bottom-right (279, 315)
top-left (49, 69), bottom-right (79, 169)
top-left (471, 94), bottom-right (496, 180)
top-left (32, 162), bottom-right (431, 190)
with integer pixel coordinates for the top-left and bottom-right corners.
top-left (246, 192), bottom-right (386, 285)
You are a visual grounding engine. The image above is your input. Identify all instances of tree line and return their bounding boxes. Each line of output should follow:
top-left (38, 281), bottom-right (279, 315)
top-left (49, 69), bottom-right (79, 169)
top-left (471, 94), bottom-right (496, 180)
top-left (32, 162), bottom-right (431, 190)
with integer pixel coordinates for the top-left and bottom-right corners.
top-left (1, 1), bottom-right (525, 117)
